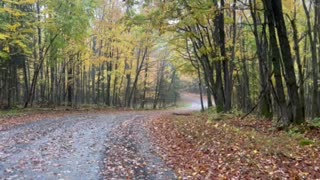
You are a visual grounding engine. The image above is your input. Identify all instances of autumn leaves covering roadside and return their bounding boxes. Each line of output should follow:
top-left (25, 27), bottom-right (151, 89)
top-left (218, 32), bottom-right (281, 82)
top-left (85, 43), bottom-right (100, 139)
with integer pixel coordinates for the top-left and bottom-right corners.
top-left (149, 111), bottom-right (320, 179)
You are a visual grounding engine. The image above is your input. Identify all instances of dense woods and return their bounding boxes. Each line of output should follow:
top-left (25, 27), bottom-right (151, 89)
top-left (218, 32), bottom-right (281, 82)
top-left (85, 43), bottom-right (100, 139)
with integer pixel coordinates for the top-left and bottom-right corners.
top-left (1, 1), bottom-right (320, 179)
top-left (1, 0), bottom-right (320, 126)
top-left (0, 0), bottom-right (180, 109)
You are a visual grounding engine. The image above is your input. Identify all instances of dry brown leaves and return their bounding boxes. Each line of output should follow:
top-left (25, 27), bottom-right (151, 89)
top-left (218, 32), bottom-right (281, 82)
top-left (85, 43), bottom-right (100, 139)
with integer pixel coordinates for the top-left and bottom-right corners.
top-left (103, 120), bottom-right (148, 179)
top-left (149, 114), bottom-right (320, 179)
top-left (0, 111), bottom-right (68, 131)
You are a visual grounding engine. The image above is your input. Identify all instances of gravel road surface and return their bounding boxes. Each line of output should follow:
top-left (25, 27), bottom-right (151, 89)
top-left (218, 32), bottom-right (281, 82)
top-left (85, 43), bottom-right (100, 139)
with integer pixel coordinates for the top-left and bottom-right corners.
top-left (0, 94), bottom-right (203, 180)
top-left (0, 113), bottom-right (173, 180)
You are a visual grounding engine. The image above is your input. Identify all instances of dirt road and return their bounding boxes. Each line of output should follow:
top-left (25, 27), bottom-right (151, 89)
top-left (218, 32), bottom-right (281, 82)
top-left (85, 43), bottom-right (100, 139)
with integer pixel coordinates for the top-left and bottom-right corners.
top-left (0, 94), bottom-right (203, 180)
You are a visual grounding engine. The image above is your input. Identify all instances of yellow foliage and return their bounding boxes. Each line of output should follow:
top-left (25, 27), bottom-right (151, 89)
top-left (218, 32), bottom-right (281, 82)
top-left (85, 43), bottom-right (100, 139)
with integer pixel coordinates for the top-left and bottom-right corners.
top-left (0, 33), bottom-right (9, 40)
top-left (3, 46), bottom-right (9, 53)
top-left (0, 7), bottom-right (25, 17)
top-left (20, 0), bottom-right (37, 4)
top-left (283, 0), bottom-right (295, 14)
top-left (8, 23), bottom-right (21, 32)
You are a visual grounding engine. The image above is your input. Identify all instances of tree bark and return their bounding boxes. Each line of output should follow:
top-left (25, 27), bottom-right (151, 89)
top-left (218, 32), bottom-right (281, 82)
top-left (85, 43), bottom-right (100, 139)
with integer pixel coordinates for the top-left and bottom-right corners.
top-left (289, 5), bottom-right (305, 119)
top-left (218, 0), bottom-right (232, 112)
top-left (302, 0), bottom-right (319, 118)
top-left (271, 0), bottom-right (304, 124)
top-left (249, 0), bottom-right (273, 118)
top-left (263, 0), bottom-right (290, 125)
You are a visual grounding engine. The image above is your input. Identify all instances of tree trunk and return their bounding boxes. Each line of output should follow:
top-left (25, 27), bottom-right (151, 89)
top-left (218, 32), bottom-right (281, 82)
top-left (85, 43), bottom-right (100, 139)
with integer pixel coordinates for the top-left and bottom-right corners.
top-left (141, 56), bottom-right (149, 109)
top-left (263, 0), bottom-right (290, 125)
top-left (302, 0), bottom-right (319, 118)
top-left (271, 0), bottom-right (304, 124)
top-left (290, 8), bottom-right (305, 120)
top-left (249, 0), bottom-right (273, 119)
top-left (197, 66), bottom-right (205, 111)
top-left (23, 59), bottom-right (29, 103)
top-left (106, 61), bottom-right (112, 106)
top-left (128, 47), bottom-right (148, 107)
top-left (67, 64), bottom-right (73, 106)
top-left (218, 0), bottom-right (232, 112)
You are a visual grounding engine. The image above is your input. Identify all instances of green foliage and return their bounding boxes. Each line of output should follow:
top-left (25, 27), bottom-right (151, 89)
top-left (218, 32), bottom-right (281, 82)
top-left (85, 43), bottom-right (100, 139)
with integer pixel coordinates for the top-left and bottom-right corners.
top-left (205, 110), bottom-right (238, 122)
top-left (310, 117), bottom-right (320, 128)
top-left (0, 51), bottom-right (9, 60)
top-left (0, 0), bottom-right (34, 61)
top-left (286, 126), bottom-right (315, 147)
top-left (299, 139), bottom-right (314, 146)
top-left (0, 108), bottom-right (25, 118)
top-left (287, 127), bottom-right (305, 138)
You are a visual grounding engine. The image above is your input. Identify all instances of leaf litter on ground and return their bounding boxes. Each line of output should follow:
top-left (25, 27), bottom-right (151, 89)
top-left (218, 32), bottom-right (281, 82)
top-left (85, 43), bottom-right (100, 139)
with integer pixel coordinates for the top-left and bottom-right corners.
top-left (148, 113), bottom-right (320, 179)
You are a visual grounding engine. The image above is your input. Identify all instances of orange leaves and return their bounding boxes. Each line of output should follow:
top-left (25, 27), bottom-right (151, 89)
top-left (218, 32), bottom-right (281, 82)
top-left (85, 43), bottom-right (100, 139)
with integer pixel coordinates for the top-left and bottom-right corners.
top-left (149, 113), bottom-right (320, 179)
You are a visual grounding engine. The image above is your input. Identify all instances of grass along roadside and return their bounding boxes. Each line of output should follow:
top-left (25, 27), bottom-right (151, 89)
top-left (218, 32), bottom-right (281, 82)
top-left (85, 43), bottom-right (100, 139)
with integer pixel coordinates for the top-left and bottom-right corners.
top-left (149, 112), bottom-right (320, 179)
top-left (0, 109), bottom-right (74, 131)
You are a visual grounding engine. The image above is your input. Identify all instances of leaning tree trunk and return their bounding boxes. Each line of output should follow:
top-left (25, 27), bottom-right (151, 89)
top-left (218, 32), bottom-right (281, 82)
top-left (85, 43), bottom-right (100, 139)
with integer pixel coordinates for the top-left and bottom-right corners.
top-left (263, 0), bottom-right (290, 125)
top-left (249, 0), bottom-right (273, 119)
top-left (271, 0), bottom-right (304, 124)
